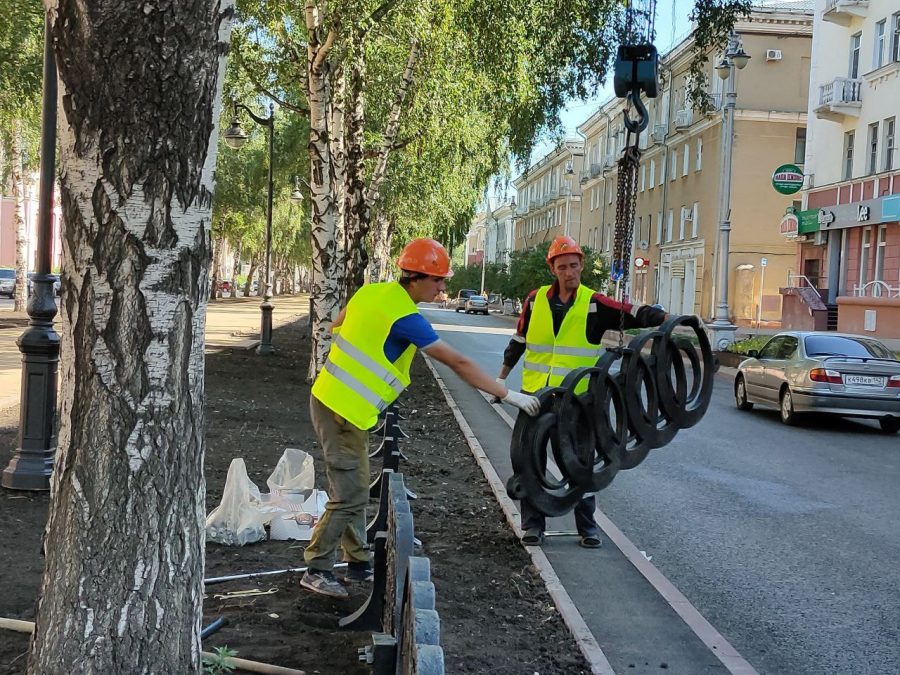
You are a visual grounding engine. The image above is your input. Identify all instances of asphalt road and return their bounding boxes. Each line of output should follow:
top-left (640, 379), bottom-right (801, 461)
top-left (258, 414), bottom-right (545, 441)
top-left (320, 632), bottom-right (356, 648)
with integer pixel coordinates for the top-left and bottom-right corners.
top-left (422, 305), bottom-right (900, 675)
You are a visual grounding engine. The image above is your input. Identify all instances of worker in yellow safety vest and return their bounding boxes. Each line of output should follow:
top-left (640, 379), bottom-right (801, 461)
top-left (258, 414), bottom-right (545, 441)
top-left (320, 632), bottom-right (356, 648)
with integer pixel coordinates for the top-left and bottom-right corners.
top-left (496, 235), bottom-right (667, 549)
top-left (301, 238), bottom-right (541, 598)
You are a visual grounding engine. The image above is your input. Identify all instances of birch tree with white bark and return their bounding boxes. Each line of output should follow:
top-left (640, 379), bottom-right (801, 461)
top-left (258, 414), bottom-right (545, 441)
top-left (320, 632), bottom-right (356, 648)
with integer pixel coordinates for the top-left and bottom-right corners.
top-left (27, 0), bottom-right (234, 671)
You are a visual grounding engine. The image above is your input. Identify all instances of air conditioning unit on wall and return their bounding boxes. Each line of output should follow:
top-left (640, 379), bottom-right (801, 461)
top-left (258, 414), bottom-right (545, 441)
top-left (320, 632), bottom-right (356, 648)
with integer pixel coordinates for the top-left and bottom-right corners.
top-left (766, 49), bottom-right (783, 61)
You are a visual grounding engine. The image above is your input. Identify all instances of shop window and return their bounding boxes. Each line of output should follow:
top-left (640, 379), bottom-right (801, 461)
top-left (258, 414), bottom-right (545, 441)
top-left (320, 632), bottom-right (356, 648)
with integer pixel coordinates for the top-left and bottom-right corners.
top-left (875, 224), bottom-right (887, 282)
top-left (859, 227), bottom-right (872, 288)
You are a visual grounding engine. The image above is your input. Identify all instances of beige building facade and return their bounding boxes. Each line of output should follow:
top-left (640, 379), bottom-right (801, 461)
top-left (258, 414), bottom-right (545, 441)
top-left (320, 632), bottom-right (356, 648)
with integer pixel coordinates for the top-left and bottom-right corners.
top-left (577, 4), bottom-right (813, 322)
top-left (512, 141), bottom-right (584, 252)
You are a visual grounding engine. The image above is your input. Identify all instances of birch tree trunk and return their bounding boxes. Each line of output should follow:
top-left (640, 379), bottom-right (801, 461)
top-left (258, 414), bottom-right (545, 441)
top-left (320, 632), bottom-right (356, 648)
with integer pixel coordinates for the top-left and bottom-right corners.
top-left (343, 38), bottom-right (366, 296)
top-left (12, 119), bottom-right (28, 312)
top-left (28, 1), bottom-right (233, 672)
top-left (305, 0), bottom-right (340, 380)
top-left (347, 40), bottom-right (418, 296)
top-left (368, 211), bottom-right (395, 283)
top-left (329, 66), bottom-right (348, 305)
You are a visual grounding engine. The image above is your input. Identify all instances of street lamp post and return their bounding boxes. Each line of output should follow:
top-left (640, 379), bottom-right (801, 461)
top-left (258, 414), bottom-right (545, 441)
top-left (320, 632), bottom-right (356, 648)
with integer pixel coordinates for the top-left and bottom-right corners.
top-left (3, 16), bottom-right (60, 491)
top-left (708, 31), bottom-right (750, 350)
top-left (223, 96), bottom-right (276, 355)
top-left (564, 160), bottom-right (575, 238)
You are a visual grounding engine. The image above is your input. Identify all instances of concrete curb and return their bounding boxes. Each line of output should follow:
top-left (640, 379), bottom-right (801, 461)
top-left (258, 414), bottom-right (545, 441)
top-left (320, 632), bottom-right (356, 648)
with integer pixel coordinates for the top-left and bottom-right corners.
top-left (421, 354), bottom-right (616, 675)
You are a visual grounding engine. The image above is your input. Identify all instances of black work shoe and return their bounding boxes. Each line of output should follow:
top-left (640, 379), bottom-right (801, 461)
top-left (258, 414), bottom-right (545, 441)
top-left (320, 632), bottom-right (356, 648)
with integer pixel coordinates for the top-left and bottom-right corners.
top-left (300, 569), bottom-right (349, 598)
top-left (521, 528), bottom-right (544, 546)
top-left (579, 534), bottom-right (602, 549)
top-left (340, 562), bottom-right (374, 584)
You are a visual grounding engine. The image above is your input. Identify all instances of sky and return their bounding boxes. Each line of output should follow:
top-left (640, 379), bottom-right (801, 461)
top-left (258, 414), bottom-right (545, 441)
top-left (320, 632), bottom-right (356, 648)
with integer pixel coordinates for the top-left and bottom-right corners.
top-left (523, 0), bottom-right (696, 173)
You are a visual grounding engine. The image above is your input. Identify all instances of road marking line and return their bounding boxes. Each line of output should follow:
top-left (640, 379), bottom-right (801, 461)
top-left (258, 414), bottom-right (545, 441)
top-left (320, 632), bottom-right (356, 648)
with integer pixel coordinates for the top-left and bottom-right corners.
top-left (476, 392), bottom-right (759, 675)
top-left (422, 355), bottom-right (615, 675)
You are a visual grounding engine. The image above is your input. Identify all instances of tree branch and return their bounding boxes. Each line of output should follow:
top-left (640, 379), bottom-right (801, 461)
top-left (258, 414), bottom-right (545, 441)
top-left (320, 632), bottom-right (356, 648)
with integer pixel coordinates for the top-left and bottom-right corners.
top-left (240, 65), bottom-right (310, 115)
top-left (312, 28), bottom-right (337, 74)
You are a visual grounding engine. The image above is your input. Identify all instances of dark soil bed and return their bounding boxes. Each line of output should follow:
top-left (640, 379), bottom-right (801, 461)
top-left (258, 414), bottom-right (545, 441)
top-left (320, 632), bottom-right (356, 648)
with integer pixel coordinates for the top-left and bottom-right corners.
top-left (0, 317), bottom-right (588, 674)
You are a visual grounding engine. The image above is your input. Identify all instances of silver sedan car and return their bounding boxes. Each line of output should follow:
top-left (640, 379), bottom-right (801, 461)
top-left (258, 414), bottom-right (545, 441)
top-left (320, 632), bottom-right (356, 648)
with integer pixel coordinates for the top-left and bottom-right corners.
top-left (734, 331), bottom-right (900, 433)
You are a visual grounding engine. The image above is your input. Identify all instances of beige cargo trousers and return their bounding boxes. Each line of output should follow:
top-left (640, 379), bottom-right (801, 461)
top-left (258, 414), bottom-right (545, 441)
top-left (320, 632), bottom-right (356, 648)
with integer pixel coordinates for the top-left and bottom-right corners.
top-left (303, 395), bottom-right (371, 572)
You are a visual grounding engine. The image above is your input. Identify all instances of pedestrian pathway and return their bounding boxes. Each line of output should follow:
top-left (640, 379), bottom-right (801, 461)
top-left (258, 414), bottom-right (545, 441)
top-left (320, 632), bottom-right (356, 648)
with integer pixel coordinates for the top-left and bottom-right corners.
top-left (0, 293), bottom-right (310, 411)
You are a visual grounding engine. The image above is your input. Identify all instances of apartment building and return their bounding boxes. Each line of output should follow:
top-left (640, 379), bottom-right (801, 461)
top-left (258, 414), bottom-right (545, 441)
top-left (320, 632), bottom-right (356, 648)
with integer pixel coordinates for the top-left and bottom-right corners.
top-left (783, 0), bottom-right (900, 338)
top-left (511, 141), bottom-right (584, 252)
top-left (464, 212), bottom-right (486, 267)
top-left (577, 3), bottom-right (812, 323)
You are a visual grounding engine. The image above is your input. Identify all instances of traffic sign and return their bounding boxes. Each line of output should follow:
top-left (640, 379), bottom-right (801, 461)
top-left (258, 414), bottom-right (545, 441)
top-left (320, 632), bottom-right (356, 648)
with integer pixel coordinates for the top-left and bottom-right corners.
top-left (634, 257), bottom-right (647, 268)
top-left (772, 164), bottom-right (804, 195)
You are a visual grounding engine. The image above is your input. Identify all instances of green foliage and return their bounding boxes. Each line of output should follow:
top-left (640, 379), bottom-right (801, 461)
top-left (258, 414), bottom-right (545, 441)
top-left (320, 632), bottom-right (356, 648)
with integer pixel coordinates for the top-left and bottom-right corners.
top-left (686, 0), bottom-right (754, 108)
top-left (725, 335), bottom-right (770, 355)
top-left (202, 647), bottom-right (237, 675)
top-left (447, 261), bottom-right (506, 296)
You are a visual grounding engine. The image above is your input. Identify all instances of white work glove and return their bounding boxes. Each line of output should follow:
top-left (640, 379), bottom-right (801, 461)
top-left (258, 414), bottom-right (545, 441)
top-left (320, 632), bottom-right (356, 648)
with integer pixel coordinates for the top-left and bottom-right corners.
top-left (502, 389), bottom-right (541, 416)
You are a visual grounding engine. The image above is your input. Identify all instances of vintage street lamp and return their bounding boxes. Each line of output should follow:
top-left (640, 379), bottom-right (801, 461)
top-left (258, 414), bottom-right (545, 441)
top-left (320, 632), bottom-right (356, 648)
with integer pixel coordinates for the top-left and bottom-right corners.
top-left (224, 96), bottom-right (276, 355)
top-left (709, 31), bottom-right (750, 350)
top-left (3, 16), bottom-right (60, 491)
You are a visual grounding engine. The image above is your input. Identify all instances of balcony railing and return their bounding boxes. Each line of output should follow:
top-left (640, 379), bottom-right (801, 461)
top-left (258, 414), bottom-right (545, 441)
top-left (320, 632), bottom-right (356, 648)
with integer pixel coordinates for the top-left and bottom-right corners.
top-left (854, 280), bottom-right (900, 298)
top-left (674, 108), bottom-right (693, 130)
top-left (815, 77), bottom-right (862, 121)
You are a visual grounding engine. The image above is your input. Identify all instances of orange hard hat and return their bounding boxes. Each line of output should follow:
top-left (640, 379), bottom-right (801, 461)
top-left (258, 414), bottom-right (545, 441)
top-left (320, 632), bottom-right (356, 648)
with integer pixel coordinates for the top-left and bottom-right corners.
top-left (397, 238), bottom-right (454, 278)
top-left (546, 235), bottom-right (584, 263)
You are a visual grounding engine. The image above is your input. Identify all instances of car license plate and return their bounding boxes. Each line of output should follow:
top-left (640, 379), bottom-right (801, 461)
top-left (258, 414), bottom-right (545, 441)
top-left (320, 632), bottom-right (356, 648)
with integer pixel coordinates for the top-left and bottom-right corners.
top-left (844, 375), bottom-right (885, 387)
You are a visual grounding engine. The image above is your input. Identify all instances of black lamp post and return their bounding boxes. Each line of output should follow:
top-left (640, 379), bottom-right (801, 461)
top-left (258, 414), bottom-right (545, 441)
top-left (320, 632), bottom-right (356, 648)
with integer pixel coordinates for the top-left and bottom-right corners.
top-left (223, 96), bottom-right (276, 355)
top-left (2, 16), bottom-right (60, 491)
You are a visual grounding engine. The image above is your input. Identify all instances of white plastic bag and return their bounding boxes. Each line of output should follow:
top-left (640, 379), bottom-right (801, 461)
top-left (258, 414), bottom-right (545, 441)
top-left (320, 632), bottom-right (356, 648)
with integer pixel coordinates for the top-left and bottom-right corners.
top-left (206, 458), bottom-right (268, 546)
top-left (266, 447), bottom-right (315, 497)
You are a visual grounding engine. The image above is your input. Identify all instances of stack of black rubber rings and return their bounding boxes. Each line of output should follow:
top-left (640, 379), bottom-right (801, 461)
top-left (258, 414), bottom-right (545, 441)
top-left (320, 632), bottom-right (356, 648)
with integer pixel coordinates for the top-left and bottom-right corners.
top-left (506, 315), bottom-right (716, 516)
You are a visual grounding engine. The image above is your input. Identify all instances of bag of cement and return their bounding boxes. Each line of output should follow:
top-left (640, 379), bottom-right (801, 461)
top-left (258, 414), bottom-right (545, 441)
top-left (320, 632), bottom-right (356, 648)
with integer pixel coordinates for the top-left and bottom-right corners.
top-left (266, 448), bottom-right (315, 497)
top-left (206, 458), bottom-right (268, 546)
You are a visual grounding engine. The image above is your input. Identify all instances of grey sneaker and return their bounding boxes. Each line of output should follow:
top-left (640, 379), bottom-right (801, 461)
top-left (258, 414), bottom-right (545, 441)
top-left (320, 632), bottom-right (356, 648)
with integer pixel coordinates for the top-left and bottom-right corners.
top-left (340, 562), bottom-right (374, 584)
top-left (300, 569), bottom-right (349, 598)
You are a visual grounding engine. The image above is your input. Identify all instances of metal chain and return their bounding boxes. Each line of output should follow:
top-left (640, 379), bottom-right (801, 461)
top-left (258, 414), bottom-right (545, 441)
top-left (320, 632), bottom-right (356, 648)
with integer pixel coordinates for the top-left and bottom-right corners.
top-left (612, 130), bottom-right (642, 349)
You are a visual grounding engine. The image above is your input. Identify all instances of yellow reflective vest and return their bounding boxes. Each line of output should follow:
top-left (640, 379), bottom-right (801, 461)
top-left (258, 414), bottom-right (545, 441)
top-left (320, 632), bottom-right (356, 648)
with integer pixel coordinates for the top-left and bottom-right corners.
top-left (522, 284), bottom-right (603, 394)
top-left (311, 282), bottom-right (419, 430)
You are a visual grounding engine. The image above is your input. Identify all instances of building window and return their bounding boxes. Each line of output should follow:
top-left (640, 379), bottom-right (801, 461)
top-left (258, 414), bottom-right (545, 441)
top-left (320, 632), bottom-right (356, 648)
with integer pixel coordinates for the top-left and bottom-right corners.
top-left (843, 131), bottom-right (855, 180)
top-left (682, 143), bottom-right (690, 176)
top-left (867, 122), bottom-right (879, 175)
top-left (893, 13), bottom-right (900, 63)
top-left (874, 19), bottom-right (886, 69)
top-left (794, 128), bottom-right (806, 165)
top-left (884, 117), bottom-right (895, 171)
top-left (660, 154), bottom-right (666, 185)
top-left (691, 202), bottom-right (699, 238)
top-left (678, 206), bottom-right (686, 240)
top-left (656, 211), bottom-right (662, 244)
top-left (605, 224), bottom-right (612, 251)
top-left (695, 138), bottom-right (703, 171)
top-left (670, 150), bottom-right (677, 181)
top-left (859, 227), bottom-right (871, 288)
top-left (649, 159), bottom-right (656, 187)
top-left (875, 224), bottom-right (887, 282)
top-left (647, 213), bottom-right (653, 245)
top-left (640, 165), bottom-right (646, 192)
top-left (665, 209), bottom-right (674, 243)
top-left (850, 33), bottom-right (861, 78)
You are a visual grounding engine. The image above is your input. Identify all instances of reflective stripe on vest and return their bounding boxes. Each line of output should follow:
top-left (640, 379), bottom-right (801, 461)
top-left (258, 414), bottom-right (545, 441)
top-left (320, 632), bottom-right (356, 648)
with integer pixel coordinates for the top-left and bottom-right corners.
top-left (522, 284), bottom-right (602, 393)
top-left (311, 282), bottom-right (419, 430)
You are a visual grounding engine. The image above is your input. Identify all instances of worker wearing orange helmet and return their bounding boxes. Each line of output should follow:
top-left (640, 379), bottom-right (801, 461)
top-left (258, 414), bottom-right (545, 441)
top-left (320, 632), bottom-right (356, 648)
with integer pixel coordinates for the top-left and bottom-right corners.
top-left (302, 237), bottom-right (540, 598)
top-left (496, 235), bottom-right (667, 549)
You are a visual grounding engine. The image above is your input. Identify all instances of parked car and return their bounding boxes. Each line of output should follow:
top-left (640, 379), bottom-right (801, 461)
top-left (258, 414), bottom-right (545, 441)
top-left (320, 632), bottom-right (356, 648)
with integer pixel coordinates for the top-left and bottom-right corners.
top-left (0, 269), bottom-right (14, 298)
top-left (734, 331), bottom-right (900, 433)
top-left (450, 289), bottom-right (478, 312)
top-left (464, 294), bottom-right (489, 315)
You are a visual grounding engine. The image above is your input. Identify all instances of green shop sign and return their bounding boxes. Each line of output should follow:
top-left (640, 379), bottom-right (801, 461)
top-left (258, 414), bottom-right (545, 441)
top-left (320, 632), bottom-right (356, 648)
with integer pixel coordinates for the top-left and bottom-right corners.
top-left (797, 208), bottom-right (820, 234)
top-left (772, 164), bottom-right (804, 195)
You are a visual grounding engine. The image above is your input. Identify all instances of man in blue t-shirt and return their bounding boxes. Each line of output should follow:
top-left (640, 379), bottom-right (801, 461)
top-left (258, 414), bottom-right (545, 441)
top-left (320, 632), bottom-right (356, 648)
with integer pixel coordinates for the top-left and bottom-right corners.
top-left (301, 238), bottom-right (541, 598)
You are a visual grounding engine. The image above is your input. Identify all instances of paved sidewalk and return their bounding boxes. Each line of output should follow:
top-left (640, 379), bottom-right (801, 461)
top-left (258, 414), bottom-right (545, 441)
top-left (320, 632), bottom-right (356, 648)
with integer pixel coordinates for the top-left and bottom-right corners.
top-left (0, 293), bottom-right (310, 412)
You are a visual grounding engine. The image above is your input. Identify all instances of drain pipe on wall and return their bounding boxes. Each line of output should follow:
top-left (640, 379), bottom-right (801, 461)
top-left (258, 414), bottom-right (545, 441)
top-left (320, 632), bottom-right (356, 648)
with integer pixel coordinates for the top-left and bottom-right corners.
top-left (657, 64), bottom-right (674, 306)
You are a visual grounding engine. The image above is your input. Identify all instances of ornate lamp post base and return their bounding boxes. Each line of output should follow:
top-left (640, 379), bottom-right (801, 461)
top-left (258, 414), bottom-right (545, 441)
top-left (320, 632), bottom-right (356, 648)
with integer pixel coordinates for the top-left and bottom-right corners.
top-left (257, 299), bottom-right (274, 355)
top-left (706, 321), bottom-right (738, 351)
top-left (2, 277), bottom-right (59, 491)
